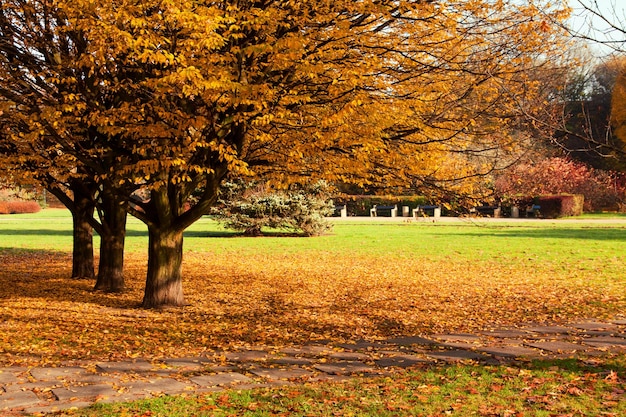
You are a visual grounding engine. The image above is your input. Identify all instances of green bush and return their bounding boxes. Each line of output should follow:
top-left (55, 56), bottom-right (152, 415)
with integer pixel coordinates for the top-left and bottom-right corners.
top-left (211, 181), bottom-right (333, 236)
top-left (0, 200), bottom-right (41, 214)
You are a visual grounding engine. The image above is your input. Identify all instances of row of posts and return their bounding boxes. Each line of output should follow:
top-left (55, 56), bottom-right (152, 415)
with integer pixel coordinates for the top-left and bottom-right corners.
top-left (335, 205), bottom-right (526, 218)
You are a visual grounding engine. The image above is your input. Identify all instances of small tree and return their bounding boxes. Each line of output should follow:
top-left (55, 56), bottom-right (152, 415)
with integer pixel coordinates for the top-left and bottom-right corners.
top-left (212, 181), bottom-right (333, 237)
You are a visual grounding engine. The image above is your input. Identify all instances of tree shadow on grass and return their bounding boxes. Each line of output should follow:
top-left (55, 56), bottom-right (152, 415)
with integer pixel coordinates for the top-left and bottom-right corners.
top-left (0, 228), bottom-right (149, 237)
top-left (436, 226), bottom-right (626, 242)
top-left (0, 228), bottom-right (307, 239)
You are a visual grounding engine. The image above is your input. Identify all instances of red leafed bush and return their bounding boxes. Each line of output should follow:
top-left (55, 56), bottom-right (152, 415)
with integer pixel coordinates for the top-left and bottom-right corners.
top-left (495, 157), bottom-right (626, 212)
top-left (0, 200), bottom-right (41, 214)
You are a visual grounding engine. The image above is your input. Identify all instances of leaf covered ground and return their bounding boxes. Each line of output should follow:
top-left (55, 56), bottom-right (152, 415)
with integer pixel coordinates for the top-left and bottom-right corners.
top-left (0, 215), bottom-right (624, 367)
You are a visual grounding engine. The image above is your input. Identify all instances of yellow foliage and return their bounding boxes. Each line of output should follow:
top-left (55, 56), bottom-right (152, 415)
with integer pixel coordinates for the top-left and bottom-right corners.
top-left (0, 0), bottom-right (571, 196)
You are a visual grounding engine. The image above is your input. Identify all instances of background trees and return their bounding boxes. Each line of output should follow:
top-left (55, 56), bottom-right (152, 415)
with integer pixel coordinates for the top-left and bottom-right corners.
top-left (0, 0), bottom-right (571, 307)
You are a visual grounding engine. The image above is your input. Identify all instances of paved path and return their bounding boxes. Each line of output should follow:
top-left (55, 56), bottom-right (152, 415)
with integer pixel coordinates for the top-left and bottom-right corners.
top-left (1, 319), bottom-right (625, 415)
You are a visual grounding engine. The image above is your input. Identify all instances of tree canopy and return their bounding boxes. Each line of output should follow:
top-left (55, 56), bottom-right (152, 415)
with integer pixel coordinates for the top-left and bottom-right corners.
top-left (0, 0), bottom-right (570, 307)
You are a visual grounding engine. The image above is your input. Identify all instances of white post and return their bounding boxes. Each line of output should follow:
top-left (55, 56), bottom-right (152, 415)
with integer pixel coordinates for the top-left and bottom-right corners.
top-left (433, 207), bottom-right (441, 218)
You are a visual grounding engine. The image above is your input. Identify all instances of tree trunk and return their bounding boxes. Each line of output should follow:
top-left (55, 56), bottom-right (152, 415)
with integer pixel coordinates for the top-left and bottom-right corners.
top-left (94, 195), bottom-right (127, 292)
top-left (142, 227), bottom-right (185, 308)
top-left (71, 189), bottom-right (95, 279)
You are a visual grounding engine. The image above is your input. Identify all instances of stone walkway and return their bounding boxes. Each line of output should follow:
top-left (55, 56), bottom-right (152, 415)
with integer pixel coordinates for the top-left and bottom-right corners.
top-left (1, 319), bottom-right (625, 415)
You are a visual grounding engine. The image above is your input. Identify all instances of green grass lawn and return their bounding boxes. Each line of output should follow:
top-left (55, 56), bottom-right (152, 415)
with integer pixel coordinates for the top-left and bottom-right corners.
top-left (2, 208), bottom-right (626, 259)
top-left (1, 209), bottom-right (625, 416)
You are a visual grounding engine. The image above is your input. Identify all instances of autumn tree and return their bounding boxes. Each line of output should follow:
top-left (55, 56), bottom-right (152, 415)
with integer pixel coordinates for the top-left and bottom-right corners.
top-left (0, 88), bottom-right (128, 289)
top-left (0, 124), bottom-right (129, 290)
top-left (0, 0), bottom-right (570, 307)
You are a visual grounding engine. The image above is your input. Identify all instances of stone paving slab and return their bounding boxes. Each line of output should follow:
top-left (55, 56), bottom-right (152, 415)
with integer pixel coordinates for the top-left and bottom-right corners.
top-left (313, 362), bottom-right (377, 375)
top-left (24, 400), bottom-right (94, 416)
top-left (190, 372), bottom-right (253, 387)
top-left (571, 322), bottom-right (618, 331)
top-left (477, 345), bottom-right (540, 358)
top-left (375, 354), bottom-right (432, 369)
top-left (29, 366), bottom-right (88, 381)
top-left (524, 341), bottom-right (584, 353)
top-left (0, 370), bottom-right (20, 385)
top-left (269, 356), bottom-right (314, 366)
top-left (120, 378), bottom-right (195, 396)
top-left (385, 336), bottom-right (439, 347)
top-left (523, 326), bottom-right (573, 335)
top-left (581, 330), bottom-right (619, 337)
top-left (0, 389), bottom-right (41, 410)
top-left (328, 352), bottom-right (372, 361)
top-left (280, 345), bottom-right (335, 356)
top-left (439, 341), bottom-right (483, 350)
top-left (481, 329), bottom-right (530, 338)
top-left (249, 368), bottom-right (315, 381)
top-left (427, 350), bottom-right (486, 362)
top-left (96, 359), bottom-right (154, 374)
top-left (581, 336), bottom-right (626, 349)
top-left (163, 357), bottom-right (215, 370)
top-left (3, 381), bottom-right (65, 393)
top-left (52, 384), bottom-right (119, 402)
top-left (432, 333), bottom-right (483, 342)
top-left (224, 350), bottom-right (270, 362)
top-left (337, 341), bottom-right (390, 350)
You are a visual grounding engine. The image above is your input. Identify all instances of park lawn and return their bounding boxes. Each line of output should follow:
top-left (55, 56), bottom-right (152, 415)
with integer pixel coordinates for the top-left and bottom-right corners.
top-left (0, 210), bottom-right (624, 365)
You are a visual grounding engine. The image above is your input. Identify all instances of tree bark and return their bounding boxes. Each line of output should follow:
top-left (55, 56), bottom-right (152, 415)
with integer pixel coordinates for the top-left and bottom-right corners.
top-left (70, 186), bottom-right (95, 280)
top-left (142, 227), bottom-right (185, 308)
top-left (94, 193), bottom-right (127, 292)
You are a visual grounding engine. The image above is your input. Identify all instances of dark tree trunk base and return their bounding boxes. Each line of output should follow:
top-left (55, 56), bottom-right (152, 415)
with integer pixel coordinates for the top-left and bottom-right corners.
top-left (94, 196), bottom-right (127, 292)
top-left (71, 191), bottom-right (95, 280)
top-left (142, 227), bottom-right (185, 308)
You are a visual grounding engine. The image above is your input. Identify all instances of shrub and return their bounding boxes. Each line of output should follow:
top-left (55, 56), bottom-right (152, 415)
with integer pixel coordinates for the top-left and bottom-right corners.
top-left (211, 181), bottom-right (334, 236)
top-left (536, 195), bottom-right (584, 218)
top-left (494, 157), bottom-right (625, 212)
top-left (0, 200), bottom-right (41, 214)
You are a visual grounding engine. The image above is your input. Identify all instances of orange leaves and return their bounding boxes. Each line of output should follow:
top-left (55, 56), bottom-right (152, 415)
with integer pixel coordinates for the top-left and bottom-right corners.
top-left (0, 233), bottom-right (622, 369)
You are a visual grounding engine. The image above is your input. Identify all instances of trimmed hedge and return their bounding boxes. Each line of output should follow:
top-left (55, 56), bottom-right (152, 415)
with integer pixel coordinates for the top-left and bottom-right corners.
top-left (0, 200), bottom-right (42, 214)
top-left (536, 194), bottom-right (584, 218)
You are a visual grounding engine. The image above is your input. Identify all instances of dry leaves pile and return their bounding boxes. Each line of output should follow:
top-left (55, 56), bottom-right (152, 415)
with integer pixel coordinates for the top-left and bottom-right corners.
top-left (0, 247), bottom-right (624, 367)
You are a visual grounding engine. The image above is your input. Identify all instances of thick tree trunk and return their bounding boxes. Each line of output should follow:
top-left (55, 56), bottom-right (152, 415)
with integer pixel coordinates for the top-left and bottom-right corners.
top-left (71, 190), bottom-right (95, 279)
top-left (142, 227), bottom-right (185, 308)
top-left (94, 196), bottom-right (127, 292)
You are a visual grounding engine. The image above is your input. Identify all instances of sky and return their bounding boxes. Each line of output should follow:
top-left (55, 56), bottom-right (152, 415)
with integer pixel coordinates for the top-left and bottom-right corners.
top-left (566, 0), bottom-right (625, 55)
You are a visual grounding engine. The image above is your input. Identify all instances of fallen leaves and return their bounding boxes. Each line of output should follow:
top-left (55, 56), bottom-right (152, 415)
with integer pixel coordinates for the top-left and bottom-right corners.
top-left (0, 240), bottom-right (624, 367)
